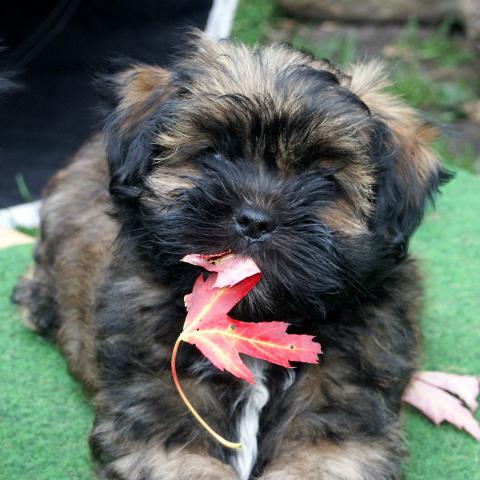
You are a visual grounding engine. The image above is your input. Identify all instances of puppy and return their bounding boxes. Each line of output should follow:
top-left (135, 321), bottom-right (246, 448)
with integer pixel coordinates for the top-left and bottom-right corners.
top-left (13, 34), bottom-right (450, 480)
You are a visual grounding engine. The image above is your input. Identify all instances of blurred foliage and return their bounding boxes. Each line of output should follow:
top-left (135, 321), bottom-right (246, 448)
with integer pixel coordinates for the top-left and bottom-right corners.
top-left (16, 226), bottom-right (39, 237)
top-left (15, 174), bottom-right (33, 203)
top-left (290, 31), bottom-right (357, 67)
top-left (434, 140), bottom-right (478, 173)
top-left (389, 63), bottom-right (476, 122)
top-left (387, 19), bottom-right (479, 122)
top-left (232, 1), bottom-right (480, 173)
top-left (395, 19), bottom-right (476, 68)
top-left (232, 0), bottom-right (280, 44)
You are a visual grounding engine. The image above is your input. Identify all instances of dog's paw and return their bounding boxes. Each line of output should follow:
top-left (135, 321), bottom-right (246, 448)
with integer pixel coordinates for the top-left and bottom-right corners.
top-left (11, 272), bottom-right (59, 337)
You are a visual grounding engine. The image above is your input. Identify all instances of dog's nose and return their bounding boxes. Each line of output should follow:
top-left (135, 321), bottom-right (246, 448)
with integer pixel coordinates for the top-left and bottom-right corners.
top-left (235, 205), bottom-right (275, 240)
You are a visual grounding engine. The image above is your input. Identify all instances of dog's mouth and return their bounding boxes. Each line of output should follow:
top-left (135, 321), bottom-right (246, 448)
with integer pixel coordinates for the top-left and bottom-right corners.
top-left (181, 250), bottom-right (272, 319)
top-left (181, 251), bottom-right (261, 287)
top-left (182, 250), bottom-right (234, 268)
top-left (177, 234), bottom-right (344, 322)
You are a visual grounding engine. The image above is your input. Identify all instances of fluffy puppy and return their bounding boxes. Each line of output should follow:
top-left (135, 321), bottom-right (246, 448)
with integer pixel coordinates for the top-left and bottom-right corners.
top-left (13, 34), bottom-right (450, 480)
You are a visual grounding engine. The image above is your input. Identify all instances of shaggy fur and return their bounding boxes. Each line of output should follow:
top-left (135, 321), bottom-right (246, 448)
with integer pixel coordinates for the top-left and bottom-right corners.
top-left (13, 34), bottom-right (451, 479)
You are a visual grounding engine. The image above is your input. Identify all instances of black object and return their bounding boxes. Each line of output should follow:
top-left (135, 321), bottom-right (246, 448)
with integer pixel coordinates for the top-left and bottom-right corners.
top-left (235, 205), bottom-right (277, 241)
top-left (0, 0), bottom-right (212, 207)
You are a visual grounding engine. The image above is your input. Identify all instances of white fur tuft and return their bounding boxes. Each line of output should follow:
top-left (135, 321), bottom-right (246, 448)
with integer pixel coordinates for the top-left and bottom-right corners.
top-left (232, 360), bottom-right (269, 480)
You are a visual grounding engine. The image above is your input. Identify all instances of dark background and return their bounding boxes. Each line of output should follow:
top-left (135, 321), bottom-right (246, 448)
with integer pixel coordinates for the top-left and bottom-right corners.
top-left (0, 0), bottom-right (212, 207)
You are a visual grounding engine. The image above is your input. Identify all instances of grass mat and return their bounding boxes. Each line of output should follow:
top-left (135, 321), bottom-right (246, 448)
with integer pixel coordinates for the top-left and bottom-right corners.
top-left (0, 246), bottom-right (94, 480)
top-left (405, 170), bottom-right (480, 479)
top-left (0, 171), bottom-right (479, 479)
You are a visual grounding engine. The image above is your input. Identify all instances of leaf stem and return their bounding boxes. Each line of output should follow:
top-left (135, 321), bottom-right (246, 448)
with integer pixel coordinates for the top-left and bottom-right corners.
top-left (170, 336), bottom-right (242, 450)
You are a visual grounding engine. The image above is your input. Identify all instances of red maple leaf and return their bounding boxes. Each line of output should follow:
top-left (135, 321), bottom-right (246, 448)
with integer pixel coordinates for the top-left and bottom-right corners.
top-left (171, 253), bottom-right (321, 448)
top-left (173, 254), bottom-right (480, 446)
top-left (181, 271), bottom-right (321, 383)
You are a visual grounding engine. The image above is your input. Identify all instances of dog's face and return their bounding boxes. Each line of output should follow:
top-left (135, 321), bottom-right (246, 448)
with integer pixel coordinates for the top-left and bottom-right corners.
top-left (103, 36), bottom-right (450, 321)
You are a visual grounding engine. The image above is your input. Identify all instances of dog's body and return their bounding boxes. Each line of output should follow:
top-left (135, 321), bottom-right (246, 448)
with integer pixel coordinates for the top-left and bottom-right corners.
top-left (14, 36), bottom-right (449, 479)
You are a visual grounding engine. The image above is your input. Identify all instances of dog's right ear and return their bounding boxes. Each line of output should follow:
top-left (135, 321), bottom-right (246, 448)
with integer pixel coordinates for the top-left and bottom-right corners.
top-left (100, 65), bottom-right (175, 206)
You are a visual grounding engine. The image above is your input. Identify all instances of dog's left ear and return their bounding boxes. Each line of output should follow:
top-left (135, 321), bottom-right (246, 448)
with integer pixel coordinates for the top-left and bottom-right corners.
top-left (100, 65), bottom-right (175, 206)
top-left (347, 62), bottom-right (452, 257)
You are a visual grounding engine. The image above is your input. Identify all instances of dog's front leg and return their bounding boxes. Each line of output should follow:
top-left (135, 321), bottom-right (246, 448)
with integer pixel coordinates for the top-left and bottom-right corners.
top-left (259, 439), bottom-right (401, 480)
top-left (89, 377), bottom-right (237, 480)
top-left (90, 411), bottom-right (237, 480)
top-left (95, 440), bottom-right (236, 480)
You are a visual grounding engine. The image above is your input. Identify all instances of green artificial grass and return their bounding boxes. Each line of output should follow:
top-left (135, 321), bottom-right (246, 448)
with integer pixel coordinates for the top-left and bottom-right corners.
top-left (0, 246), bottom-right (94, 480)
top-left (405, 169), bottom-right (480, 479)
top-left (0, 169), bottom-right (479, 479)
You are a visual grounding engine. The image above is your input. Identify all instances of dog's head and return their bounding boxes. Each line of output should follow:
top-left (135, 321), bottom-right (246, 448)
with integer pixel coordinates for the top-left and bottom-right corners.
top-left (102, 35), bottom-right (450, 320)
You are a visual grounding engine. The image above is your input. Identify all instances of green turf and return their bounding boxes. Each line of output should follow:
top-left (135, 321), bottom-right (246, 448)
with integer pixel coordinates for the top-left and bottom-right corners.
top-left (0, 246), bottom-right (94, 480)
top-left (0, 169), bottom-right (478, 479)
top-left (405, 169), bottom-right (480, 479)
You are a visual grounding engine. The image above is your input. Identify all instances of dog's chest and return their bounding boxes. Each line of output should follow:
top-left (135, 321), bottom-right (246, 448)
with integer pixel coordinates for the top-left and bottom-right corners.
top-left (231, 360), bottom-right (270, 480)
top-left (230, 359), bottom-right (296, 480)
top-left (190, 357), bottom-right (295, 480)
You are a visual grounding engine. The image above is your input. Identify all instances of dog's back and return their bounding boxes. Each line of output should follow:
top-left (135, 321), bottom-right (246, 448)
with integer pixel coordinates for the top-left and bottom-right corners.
top-left (12, 135), bottom-right (116, 390)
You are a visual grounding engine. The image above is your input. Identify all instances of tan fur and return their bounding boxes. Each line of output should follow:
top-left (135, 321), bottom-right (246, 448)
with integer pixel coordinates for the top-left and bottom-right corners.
top-left (35, 135), bottom-right (116, 390)
top-left (118, 66), bottom-right (172, 108)
top-left (115, 65), bottom-right (173, 134)
top-left (144, 163), bottom-right (198, 202)
top-left (347, 61), bottom-right (441, 200)
top-left (111, 447), bottom-right (236, 480)
top-left (107, 41), bottom-right (441, 226)
top-left (320, 200), bottom-right (369, 235)
top-left (260, 440), bottom-right (396, 480)
top-left (152, 37), bottom-right (376, 216)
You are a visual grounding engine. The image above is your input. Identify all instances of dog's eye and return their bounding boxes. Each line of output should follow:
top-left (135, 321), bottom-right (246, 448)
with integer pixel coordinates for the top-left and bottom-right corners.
top-left (195, 148), bottom-right (229, 174)
top-left (202, 147), bottom-right (216, 155)
top-left (196, 147), bottom-right (222, 161)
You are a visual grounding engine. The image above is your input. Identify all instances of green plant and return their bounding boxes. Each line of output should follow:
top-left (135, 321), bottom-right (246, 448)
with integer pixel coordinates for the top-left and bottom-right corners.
top-left (16, 226), bottom-right (39, 237)
top-left (388, 63), bottom-right (475, 121)
top-left (14, 173), bottom-right (33, 203)
top-left (232, 0), bottom-right (279, 45)
top-left (434, 140), bottom-right (479, 174)
top-left (291, 31), bottom-right (357, 67)
top-left (396, 18), bottom-right (476, 67)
